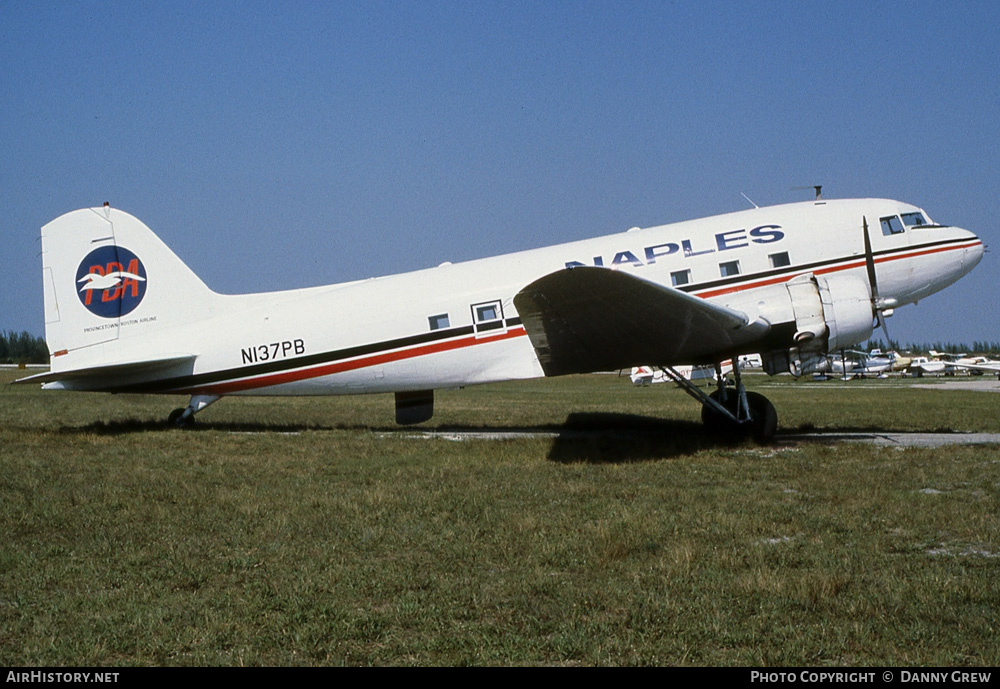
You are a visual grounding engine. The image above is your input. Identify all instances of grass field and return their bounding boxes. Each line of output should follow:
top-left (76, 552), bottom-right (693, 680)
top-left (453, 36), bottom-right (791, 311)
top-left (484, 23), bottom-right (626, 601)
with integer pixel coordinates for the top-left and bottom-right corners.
top-left (1, 369), bottom-right (998, 666)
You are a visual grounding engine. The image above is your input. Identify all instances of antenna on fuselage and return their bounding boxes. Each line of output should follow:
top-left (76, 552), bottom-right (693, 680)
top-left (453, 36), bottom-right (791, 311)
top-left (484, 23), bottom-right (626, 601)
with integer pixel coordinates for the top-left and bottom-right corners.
top-left (740, 192), bottom-right (759, 209)
top-left (792, 185), bottom-right (823, 200)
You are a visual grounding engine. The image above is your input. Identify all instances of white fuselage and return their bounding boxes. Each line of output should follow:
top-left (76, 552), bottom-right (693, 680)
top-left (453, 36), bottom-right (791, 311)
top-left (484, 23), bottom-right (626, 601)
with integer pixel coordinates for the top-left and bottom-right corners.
top-left (41, 198), bottom-right (983, 397)
top-left (153, 199), bottom-right (981, 397)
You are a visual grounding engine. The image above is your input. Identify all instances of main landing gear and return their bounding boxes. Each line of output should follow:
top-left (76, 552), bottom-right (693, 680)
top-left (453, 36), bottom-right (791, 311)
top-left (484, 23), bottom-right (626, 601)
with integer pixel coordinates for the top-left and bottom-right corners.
top-left (167, 395), bottom-right (220, 429)
top-left (658, 362), bottom-right (777, 443)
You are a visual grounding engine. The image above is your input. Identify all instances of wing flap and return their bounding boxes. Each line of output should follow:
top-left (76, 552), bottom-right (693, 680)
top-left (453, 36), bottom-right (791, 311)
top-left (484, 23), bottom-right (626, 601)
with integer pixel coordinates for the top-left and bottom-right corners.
top-left (513, 267), bottom-right (769, 376)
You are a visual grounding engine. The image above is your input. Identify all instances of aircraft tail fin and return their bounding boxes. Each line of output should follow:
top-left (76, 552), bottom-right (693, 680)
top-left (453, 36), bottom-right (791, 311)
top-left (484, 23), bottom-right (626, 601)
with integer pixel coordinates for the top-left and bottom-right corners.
top-left (39, 206), bottom-right (220, 374)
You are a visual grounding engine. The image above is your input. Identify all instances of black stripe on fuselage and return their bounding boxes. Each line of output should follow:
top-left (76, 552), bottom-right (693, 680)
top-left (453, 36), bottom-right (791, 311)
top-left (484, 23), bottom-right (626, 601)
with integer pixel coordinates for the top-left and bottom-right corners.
top-left (676, 235), bottom-right (971, 295)
top-left (110, 318), bottom-right (523, 393)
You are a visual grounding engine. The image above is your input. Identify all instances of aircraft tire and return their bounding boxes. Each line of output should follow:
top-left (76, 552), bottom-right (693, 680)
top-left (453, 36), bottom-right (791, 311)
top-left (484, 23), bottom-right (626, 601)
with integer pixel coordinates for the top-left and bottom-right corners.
top-left (167, 408), bottom-right (194, 429)
top-left (745, 392), bottom-right (778, 444)
top-left (701, 390), bottom-right (777, 444)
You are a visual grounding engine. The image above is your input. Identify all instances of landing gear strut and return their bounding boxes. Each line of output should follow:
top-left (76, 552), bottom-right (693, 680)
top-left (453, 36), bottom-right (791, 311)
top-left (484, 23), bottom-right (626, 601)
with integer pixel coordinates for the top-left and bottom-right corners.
top-left (167, 395), bottom-right (220, 429)
top-left (659, 361), bottom-right (777, 443)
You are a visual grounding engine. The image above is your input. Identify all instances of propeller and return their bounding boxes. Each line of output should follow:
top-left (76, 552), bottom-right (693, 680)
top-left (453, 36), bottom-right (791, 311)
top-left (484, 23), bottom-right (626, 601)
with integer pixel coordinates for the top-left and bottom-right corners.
top-left (862, 216), bottom-right (893, 346)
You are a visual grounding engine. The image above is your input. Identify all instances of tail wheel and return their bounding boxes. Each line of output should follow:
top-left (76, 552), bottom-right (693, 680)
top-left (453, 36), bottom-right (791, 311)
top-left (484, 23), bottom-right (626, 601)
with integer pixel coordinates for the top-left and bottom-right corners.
top-left (167, 408), bottom-right (194, 429)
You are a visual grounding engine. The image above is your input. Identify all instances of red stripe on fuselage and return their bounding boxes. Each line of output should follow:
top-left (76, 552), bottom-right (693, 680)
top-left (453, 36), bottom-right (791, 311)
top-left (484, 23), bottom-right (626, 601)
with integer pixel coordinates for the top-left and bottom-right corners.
top-left (178, 326), bottom-right (529, 395)
top-left (173, 239), bottom-right (981, 394)
top-left (695, 240), bottom-right (980, 299)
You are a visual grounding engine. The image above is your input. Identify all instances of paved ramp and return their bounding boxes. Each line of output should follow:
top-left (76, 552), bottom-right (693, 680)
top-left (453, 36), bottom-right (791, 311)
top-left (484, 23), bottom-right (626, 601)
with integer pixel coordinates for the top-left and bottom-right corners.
top-left (911, 379), bottom-right (1000, 393)
top-left (394, 429), bottom-right (1000, 447)
top-left (779, 432), bottom-right (1000, 447)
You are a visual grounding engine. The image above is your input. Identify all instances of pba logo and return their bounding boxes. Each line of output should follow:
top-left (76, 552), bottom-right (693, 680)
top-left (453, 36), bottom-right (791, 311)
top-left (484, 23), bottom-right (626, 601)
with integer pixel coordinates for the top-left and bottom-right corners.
top-left (76, 246), bottom-right (147, 318)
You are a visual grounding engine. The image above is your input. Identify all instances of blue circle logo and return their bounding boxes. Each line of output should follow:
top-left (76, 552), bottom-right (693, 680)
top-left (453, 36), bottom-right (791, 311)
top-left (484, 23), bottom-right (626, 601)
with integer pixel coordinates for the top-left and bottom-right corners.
top-left (76, 246), bottom-right (147, 318)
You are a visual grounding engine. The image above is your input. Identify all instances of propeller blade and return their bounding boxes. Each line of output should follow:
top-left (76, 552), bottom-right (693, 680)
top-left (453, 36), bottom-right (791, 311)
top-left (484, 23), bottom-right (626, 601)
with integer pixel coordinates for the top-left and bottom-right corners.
top-left (877, 309), bottom-right (892, 347)
top-left (862, 216), bottom-right (893, 346)
top-left (862, 216), bottom-right (879, 302)
top-left (861, 216), bottom-right (892, 347)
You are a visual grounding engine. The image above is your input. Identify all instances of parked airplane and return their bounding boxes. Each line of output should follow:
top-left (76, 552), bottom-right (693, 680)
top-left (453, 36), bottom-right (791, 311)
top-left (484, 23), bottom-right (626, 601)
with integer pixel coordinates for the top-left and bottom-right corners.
top-left (631, 354), bottom-right (761, 385)
top-left (950, 358), bottom-right (1000, 378)
top-left (928, 351), bottom-right (1000, 377)
top-left (16, 198), bottom-right (983, 442)
top-left (828, 349), bottom-right (895, 379)
top-left (908, 356), bottom-right (950, 377)
top-left (631, 362), bottom-right (731, 385)
top-left (630, 366), bottom-right (670, 385)
top-left (883, 349), bottom-right (912, 372)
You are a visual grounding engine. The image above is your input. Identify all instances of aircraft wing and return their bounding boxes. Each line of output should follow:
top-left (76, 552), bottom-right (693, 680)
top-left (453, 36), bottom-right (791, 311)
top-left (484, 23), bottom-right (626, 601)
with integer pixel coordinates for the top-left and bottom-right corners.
top-left (513, 266), bottom-right (770, 376)
top-left (951, 361), bottom-right (1000, 374)
top-left (14, 354), bottom-right (196, 390)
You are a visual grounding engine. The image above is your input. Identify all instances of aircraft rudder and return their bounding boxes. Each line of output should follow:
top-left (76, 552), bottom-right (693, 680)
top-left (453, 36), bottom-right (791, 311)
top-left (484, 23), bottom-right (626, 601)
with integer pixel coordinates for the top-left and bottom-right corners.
top-left (39, 206), bottom-right (217, 365)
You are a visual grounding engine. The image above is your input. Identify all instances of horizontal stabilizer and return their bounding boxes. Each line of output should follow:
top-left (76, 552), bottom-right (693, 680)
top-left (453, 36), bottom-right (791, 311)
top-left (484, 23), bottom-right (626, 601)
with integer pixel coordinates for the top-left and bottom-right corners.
top-left (14, 354), bottom-right (196, 390)
top-left (514, 267), bottom-right (770, 376)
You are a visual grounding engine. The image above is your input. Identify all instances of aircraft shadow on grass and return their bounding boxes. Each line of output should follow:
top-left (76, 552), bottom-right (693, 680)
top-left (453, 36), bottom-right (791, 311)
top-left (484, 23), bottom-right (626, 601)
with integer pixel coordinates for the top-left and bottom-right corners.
top-left (95, 412), bottom-right (762, 463)
top-left (541, 412), bottom-right (726, 463)
top-left (59, 415), bottom-right (971, 464)
top-left (60, 412), bottom-right (731, 463)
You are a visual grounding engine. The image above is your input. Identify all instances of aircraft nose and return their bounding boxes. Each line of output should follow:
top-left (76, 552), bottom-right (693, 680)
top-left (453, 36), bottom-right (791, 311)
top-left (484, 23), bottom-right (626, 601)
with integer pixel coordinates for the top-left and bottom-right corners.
top-left (961, 229), bottom-right (985, 271)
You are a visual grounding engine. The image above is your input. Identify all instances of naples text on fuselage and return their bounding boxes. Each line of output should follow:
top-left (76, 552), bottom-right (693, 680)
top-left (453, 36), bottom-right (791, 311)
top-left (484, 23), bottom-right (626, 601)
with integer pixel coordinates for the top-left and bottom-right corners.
top-left (17, 197), bottom-right (983, 441)
top-left (565, 224), bottom-right (784, 270)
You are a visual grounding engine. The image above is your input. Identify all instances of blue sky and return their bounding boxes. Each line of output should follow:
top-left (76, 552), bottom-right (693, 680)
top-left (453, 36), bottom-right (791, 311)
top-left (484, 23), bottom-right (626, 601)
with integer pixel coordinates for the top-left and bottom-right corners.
top-left (2, 1), bottom-right (998, 348)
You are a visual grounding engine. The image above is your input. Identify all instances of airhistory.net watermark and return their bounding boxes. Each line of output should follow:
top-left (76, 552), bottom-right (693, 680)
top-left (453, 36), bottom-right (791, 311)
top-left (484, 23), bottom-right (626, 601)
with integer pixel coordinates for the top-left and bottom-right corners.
top-left (6, 672), bottom-right (119, 683)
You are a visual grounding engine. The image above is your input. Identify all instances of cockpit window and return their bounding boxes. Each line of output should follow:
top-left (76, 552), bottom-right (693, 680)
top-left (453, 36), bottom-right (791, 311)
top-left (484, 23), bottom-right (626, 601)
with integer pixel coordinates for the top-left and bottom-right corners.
top-left (880, 215), bottom-right (905, 236)
top-left (901, 212), bottom-right (927, 227)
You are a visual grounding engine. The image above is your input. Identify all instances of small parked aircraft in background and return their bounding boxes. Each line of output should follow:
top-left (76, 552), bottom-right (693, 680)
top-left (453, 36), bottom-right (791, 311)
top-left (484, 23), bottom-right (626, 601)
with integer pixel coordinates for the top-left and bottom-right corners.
top-left (17, 197), bottom-right (983, 442)
top-left (827, 349), bottom-right (897, 379)
top-left (952, 358), bottom-right (1000, 378)
top-left (928, 351), bottom-right (1000, 378)
top-left (885, 350), bottom-right (912, 372)
top-left (908, 356), bottom-right (951, 377)
top-left (631, 354), bottom-right (761, 385)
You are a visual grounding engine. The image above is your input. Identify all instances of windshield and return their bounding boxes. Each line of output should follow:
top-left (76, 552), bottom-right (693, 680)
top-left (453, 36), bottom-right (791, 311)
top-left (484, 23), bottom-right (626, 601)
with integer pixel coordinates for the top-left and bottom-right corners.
top-left (901, 211), bottom-right (928, 227)
top-left (880, 216), bottom-right (905, 235)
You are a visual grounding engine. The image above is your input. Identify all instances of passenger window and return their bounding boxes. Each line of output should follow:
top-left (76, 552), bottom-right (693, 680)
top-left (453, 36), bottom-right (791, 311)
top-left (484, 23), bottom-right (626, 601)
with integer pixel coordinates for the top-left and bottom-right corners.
top-left (471, 300), bottom-right (505, 336)
top-left (880, 216), bottom-right (905, 235)
top-left (769, 252), bottom-right (790, 268)
top-left (901, 212), bottom-right (927, 227)
top-left (428, 314), bottom-right (450, 331)
top-left (670, 269), bottom-right (691, 286)
top-left (474, 302), bottom-right (500, 323)
top-left (719, 260), bottom-right (741, 277)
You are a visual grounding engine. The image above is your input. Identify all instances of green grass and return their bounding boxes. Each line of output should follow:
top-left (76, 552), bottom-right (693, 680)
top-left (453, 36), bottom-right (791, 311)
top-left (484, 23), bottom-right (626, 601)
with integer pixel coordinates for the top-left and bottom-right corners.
top-left (1, 370), bottom-right (998, 665)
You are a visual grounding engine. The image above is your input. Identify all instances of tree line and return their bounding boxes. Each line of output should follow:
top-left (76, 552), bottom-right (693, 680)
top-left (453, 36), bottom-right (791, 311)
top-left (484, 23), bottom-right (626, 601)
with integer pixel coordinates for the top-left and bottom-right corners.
top-left (0, 331), bottom-right (49, 364)
top-left (865, 339), bottom-right (1000, 356)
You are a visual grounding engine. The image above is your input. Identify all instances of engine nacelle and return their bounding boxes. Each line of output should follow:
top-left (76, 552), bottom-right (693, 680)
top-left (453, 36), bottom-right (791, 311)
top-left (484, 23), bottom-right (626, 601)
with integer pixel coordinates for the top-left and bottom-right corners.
top-left (750, 273), bottom-right (874, 377)
top-left (786, 274), bottom-right (874, 352)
